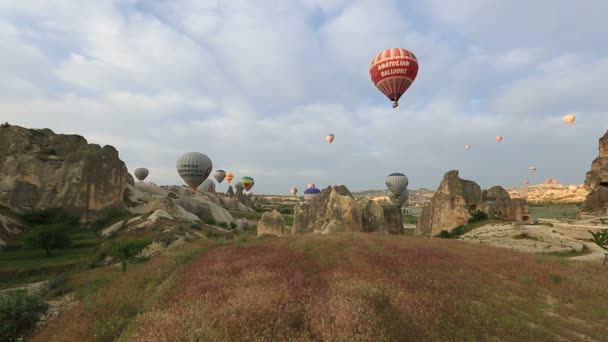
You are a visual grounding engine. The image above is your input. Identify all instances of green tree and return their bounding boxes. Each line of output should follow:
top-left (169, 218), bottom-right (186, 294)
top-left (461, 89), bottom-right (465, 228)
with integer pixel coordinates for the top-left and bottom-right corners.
top-left (26, 225), bottom-right (72, 257)
top-left (0, 290), bottom-right (49, 342)
top-left (589, 229), bottom-right (608, 249)
top-left (109, 239), bottom-right (151, 272)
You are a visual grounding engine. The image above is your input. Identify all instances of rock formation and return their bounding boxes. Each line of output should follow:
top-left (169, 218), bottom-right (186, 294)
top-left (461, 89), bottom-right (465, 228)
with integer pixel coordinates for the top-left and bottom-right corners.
top-left (0, 213), bottom-right (28, 250)
top-left (257, 210), bottom-right (285, 236)
top-left (580, 130), bottom-right (608, 215)
top-left (362, 200), bottom-right (386, 232)
top-left (415, 170), bottom-right (530, 237)
top-left (226, 186), bottom-right (234, 198)
top-left (292, 186), bottom-right (363, 234)
top-left (383, 206), bottom-right (404, 235)
top-left (0, 124), bottom-right (130, 216)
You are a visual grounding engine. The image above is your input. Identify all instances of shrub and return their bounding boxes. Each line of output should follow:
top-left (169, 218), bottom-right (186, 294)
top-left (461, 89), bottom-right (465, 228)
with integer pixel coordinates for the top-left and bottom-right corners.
top-left (205, 217), bottom-right (217, 225)
top-left (26, 225), bottom-right (72, 257)
top-left (21, 208), bottom-right (79, 226)
top-left (44, 275), bottom-right (71, 298)
top-left (0, 290), bottom-right (49, 342)
top-left (109, 238), bottom-right (152, 272)
top-left (190, 223), bottom-right (203, 230)
top-left (228, 222), bottom-right (237, 229)
top-left (218, 222), bottom-right (228, 228)
top-left (468, 211), bottom-right (488, 223)
top-left (589, 229), bottom-right (608, 249)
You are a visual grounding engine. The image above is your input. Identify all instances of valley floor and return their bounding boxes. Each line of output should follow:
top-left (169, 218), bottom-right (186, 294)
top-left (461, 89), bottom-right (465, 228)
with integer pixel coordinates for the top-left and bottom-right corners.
top-left (30, 233), bottom-right (608, 342)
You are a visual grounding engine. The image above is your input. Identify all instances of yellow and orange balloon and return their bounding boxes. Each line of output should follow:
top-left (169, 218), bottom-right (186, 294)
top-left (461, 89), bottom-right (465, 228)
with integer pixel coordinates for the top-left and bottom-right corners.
top-left (225, 172), bottom-right (234, 184)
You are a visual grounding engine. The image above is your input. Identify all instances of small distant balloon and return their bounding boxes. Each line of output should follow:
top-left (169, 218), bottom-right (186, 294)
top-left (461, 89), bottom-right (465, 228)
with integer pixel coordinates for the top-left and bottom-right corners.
top-left (578, 184), bottom-right (586, 189)
top-left (385, 173), bottom-right (409, 196)
top-left (568, 185), bottom-right (578, 193)
top-left (303, 187), bottom-right (321, 201)
top-left (241, 176), bottom-right (254, 191)
top-left (133, 168), bottom-right (149, 182)
top-left (213, 170), bottom-right (226, 183)
top-left (225, 172), bottom-right (234, 184)
top-left (496, 135), bottom-right (503, 142)
top-left (290, 188), bottom-right (298, 196)
top-left (545, 177), bottom-right (553, 184)
top-left (326, 134), bottom-right (335, 144)
top-left (551, 179), bottom-right (557, 184)
top-left (307, 183), bottom-right (315, 189)
top-left (529, 167), bottom-right (536, 174)
top-left (465, 144), bottom-right (471, 151)
top-left (524, 180), bottom-right (529, 186)
top-left (234, 180), bottom-right (244, 191)
top-left (562, 114), bottom-right (576, 126)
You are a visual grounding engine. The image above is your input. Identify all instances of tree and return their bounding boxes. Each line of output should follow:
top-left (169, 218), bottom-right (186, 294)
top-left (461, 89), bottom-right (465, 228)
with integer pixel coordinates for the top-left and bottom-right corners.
top-left (589, 229), bottom-right (608, 249)
top-left (26, 225), bottom-right (72, 257)
top-left (0, 290), bottom-right (49, 342)
top-left (109, 239), bottom-right (151, 272)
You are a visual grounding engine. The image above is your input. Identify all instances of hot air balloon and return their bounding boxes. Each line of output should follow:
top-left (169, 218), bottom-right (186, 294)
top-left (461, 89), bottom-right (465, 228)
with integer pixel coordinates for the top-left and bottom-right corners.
top-left (524, 180), bottom-right (529, 186)
top-left (241, 176), bottom-right (254, 191)
top-left (133, 168), bottom-right (149, 182)
top-left (465, 144), bottom-right (471, 151)
top-left (369, 48), bottom-right (419, 108)
top-left (496, 135), bottom-right (503, 142)
top-left (551, 179), bottom-right (558, 184)
top-left (326, 134), bottom-right (335, 144)
top-left (385, 173), bottom-right (408, 197)
top-left (234, 180), bottom-right (244, 192)
top-left (213, 170), bottom-right (226, 183)
top-left (578, 184), bottom-right (586, 189)
top-left (391, 189), bottom-right (410, 207)
top-left (529, 167), bottom-right (536, 174)
top-left (568, 185), bottom-right (578, 193)
top-left (290, 188), bottom-right (298, 196)
top-left (307, 183), bottom-right (315, 189)
top-left (176, 152), bottom-right (212, 191)
top-left (199, 178), bottom-right (216, 193)
top-left (225, 172), bottom-right (234, 184)
top-left (545, 177), bottom-right (553, 184)
top-left (562, 114), bottom-right (576, 126)
top-left (303, 187), bottom-right (321, 201)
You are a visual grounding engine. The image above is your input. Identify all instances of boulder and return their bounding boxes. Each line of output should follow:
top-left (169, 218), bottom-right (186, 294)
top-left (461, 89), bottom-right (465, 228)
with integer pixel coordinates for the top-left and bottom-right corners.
top-left (415, 170), bottom-right (530, 237)
top-left (292, 185), bottom-right (363, 234)
top-left (235, 218), bottom-right (249, 231)
top-left (130, 197), bottom-right (199, 223)
top-left (174, 197), bottom-right (234, 224)
top-left (581, 130), bottom-right (608, 215)
top-left (257, 210), bottom-right (285, 236)
top-left (0, 125), bottom-right (131, 216)
top-left (226, 186), bottom-right (235, 198)
top-left (362, 200), bottom-right (386, 232)
top-left (383, 206), bottom-right (404, 235)
top-left (101, 220), bottom-right (126, 237)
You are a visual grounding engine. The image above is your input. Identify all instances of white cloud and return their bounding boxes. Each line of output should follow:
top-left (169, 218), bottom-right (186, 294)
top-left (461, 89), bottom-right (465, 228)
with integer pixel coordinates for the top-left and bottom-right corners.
top-left (0, 0), bottom-right (606, 194)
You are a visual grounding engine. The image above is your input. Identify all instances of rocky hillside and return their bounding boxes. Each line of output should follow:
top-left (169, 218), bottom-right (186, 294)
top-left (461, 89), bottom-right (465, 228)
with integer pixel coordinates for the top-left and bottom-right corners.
top-left (0, 124), bottom-right (130, 216)
top-left (507, 183), bottom-right (588, 204)
top-left (581, 130), bottom-right (608, 215)
top-left (353, 189), bottom-right (434, 207)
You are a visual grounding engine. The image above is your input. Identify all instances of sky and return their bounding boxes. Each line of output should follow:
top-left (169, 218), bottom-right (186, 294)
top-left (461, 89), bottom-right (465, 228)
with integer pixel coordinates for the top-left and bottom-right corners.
top-left (1, 0), bottom-right (607, 194)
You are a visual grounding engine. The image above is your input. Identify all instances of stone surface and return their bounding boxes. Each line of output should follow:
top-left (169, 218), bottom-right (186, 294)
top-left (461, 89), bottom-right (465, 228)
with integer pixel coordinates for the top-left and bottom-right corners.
top-left (292, 186), bottom-right (363, 234)
top-left (362, 200), bottom-right (385, 232)
top-left (0, 213), bottom-right (28, 250)
top-left (415, 170), bottom-right (530, 237)
top-left (581, 130), bottom-right (608, 215)
top-left (257, 210), bottom-right (285, 236)
top-left (0, 124), bottom-right (131, 216)
top-left (383, 205), bottom-right (404, 235)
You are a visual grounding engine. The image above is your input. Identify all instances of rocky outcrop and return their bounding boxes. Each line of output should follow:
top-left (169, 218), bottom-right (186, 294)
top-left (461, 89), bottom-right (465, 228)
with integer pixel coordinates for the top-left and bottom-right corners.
top-left (362, 200), bottom-right (385, 232)
top-left (0, 125), bottom-right (131, 216)
top-left (383, 206), bottom-right (404, 235)
top-left (129, 197), bottom-right (200, 223)
top-left (226, 186), bottom-right (234, 198)
top-left (292, 186), bottom-right (363, 234)
top-left (0, 213), bottom-right (28, 250)
top-left (257, 210), bottom-right (285, 236)
top-left (581, 130), bottom-right (608, 215)
top-left (415, 170), bottom-right (530, 237)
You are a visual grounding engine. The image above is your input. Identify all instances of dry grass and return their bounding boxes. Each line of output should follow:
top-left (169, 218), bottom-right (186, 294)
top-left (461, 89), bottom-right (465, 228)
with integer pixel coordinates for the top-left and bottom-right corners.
top-left (118, 233), bottom-right (608, 341)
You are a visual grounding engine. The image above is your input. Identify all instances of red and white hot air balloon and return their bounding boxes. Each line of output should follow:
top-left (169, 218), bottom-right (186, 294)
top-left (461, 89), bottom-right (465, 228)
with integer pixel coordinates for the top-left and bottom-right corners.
top-left (369, 48), bottom-right (419, 108)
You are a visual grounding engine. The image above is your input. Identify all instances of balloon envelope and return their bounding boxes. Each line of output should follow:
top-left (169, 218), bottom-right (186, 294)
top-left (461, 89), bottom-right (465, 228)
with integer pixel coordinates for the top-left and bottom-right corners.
top-left (326, 134), bottom-right (335, 144)
top-left (290, 188), bottom-right (298, 196)
top-left (385, 173), bottom-right (408, 196)
top-left (391, 189), bottom-right (409, 207)
top-left (496, 135), bottom-right (503, 142)
top-left (225, 172), bottom-right (234, 184)
top-left (303, 188), bottom-right (321, 201)
top-left (307, 183), bottom-right (315, 189)
top-left (562, 114), bottom-right (576, 125)
top-left (133, 168), bottom-right (149, 182)
top-left (234, 180), bottom-right (244, 191)
top-left (465, 144), bottom-right (471, 150)
top-left (199, 178), bottom-right (216, 193)
top-left (545, 177), bottom-right (553, 184)
top-left (213, 170), bottom-right (226, 183)
top-left (176, 152), bottom-right (212, 191)
top-left (369, 48), bottom-right (419, 108)
top-left (524, 180), bottom-right (529, 186)
top-left (529, 167), bottom-right (536, 173)
top-left (568, 185), bottom-right (578, 193)
top-left (241, 176), bottom-right (254, 191)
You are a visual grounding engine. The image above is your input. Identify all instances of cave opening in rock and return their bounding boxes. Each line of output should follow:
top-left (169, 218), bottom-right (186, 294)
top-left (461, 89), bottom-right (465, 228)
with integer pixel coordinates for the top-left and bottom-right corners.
top-left (521, 216), bottom-right (530, 221)
top-left (600, 182), bottom-right (608, 187)
top-left (469, 205), bottom-right (477, 211)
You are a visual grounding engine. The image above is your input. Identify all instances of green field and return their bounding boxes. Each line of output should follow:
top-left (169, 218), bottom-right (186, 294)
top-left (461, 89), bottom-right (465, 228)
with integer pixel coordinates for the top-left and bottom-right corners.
top-left (529, 203), bottom-right (582, 220)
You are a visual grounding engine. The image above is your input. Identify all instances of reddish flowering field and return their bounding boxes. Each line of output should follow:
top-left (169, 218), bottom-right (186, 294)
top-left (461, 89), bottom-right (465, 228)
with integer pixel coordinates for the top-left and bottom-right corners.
top-left (126, 234), bottom-right (608, 341)
top-left (32, 233), bottom-right (608, 341)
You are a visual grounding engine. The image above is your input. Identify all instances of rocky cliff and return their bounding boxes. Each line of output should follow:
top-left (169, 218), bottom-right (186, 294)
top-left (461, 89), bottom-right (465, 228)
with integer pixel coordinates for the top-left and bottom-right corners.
top-left (0, 124), bottom-right (131, 216)
top-left (580, 130), bottom-right (608, 215)
top-left (415, 170), bottom-right (530, 237)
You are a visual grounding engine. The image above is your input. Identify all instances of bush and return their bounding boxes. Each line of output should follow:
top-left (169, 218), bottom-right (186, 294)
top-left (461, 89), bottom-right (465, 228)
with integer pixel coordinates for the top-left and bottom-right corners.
top-left (0, 290), bottom-right (49, 342)
top-left (218, 222), bottom-right (228, 228)
top-left (190, 223), bottom-right (202, 230)
top-left (468, 211), bottom-right (489, 223)
top-left (436, 225), bottom-right (466, 239)
top-left (205, 218), bottom-right (217, 225)
top-left (44, 275), bottom-right (71, 298)
top-left (109, 238), bottom-right (152, 272)
top-left (26, 225), bottom-right (72, 257)
top-left (21, 208), bottom-right (79, 226)
top-left (589, 229), bottom-right (608, 249)
top-left (228, 222), bottom-right (237, 229)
